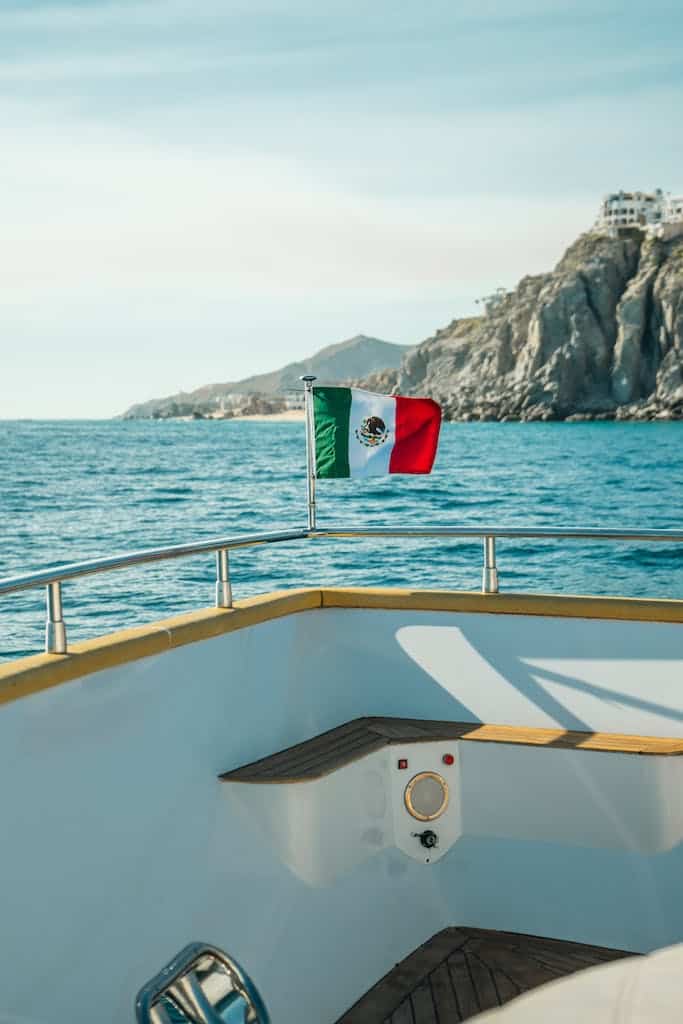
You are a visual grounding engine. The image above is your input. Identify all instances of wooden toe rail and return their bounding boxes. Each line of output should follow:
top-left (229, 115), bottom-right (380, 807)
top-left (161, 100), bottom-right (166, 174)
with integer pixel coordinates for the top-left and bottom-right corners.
top-left (219, 716), bottom-right (683, 784)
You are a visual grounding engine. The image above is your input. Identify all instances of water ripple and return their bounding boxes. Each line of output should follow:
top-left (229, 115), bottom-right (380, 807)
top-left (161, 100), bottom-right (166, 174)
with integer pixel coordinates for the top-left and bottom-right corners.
top-left (0, 419), bottom-right (681, 660)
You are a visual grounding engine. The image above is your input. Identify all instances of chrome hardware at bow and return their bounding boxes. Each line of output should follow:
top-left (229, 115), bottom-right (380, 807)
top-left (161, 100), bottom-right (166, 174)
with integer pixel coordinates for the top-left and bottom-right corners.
top-left (45, 580), bottom-right (67, 655)
top-left (215, 549), bottom-right (232, 609)
top-left (2, 525), bottom-right (682, 655)
top-left (135, 942), bottom-right (271, 1024)
top-left (0, 528), bottom-right (307, 655)
top-left (482, 535), bottom-right (499, 594)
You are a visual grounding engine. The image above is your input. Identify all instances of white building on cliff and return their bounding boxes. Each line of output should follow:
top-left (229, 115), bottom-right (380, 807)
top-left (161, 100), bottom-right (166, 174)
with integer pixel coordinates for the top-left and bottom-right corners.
top-left (596, 189), bottom-right (683, 239)
top-left (665, 194), bottom-right (683, 222)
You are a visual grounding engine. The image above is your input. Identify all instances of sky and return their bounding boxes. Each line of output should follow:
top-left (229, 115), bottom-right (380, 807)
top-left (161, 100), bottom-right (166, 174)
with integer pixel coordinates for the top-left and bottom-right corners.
top-left (1, 1), bottom-right (682, 418)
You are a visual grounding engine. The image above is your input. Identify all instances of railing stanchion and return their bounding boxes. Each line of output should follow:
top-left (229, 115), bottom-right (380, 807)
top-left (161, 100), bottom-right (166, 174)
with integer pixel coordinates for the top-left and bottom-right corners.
top-left (482, 536), bottom-right (499, 594)
top-left (215, 549), bottom-right (232, 609)
top-left (0, 526), bottom-right (680, 655)
top-left (45, 581), bottom-right (67, 654)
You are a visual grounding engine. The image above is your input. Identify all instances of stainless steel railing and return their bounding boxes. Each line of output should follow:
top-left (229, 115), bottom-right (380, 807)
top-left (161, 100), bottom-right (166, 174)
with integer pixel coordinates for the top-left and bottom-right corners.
top-left (1, 526), bottom-right (682, 655)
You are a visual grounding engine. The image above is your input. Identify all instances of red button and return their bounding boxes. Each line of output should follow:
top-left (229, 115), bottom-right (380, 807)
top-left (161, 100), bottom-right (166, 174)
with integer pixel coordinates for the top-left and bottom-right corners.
top-left (442, 753), bottom-right (455, 765)
top-left (398, 758), bottom-right (408, 770)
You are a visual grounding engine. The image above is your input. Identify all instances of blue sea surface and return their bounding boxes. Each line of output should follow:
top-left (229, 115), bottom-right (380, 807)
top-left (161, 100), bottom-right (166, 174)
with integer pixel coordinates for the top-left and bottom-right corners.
top-left (0, 419), bottom-right (681, 661)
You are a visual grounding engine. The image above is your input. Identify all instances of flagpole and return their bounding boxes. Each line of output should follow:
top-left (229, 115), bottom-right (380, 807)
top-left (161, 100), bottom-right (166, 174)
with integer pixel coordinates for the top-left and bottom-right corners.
top-left (300, 375), bottom-right (317, 530)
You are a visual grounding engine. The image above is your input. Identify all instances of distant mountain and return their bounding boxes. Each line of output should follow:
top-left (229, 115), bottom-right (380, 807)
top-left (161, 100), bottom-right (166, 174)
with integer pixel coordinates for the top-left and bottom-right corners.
top-left (122, 334), bottom-right (410, 418)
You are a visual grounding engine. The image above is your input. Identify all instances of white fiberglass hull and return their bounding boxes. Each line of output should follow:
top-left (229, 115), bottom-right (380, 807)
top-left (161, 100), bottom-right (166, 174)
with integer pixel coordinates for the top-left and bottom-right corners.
top-left (0, 589), bottom-right (682, 1023)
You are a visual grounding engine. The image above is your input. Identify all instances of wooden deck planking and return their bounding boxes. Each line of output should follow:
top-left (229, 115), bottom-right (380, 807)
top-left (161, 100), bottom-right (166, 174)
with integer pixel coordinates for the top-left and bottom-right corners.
top-left (220, 716), bottom-right (683, 784)
top-left (335, 928), bottom-right (633, 1023)
top-left (464, 952), bottom-right (499, 1012)
top-left (410, 979), bottom-right (438, 1024)
top-left (447, 952), bottom-right (480, 1021)
top-left (386, 1000), bottom-right (413, 1024)
top-left (468, 940), bottom-right (555, 990)
top-left (428, 963), bottom-right (460, 1022)
top-left (489, 969), bottom-right (519, 1006)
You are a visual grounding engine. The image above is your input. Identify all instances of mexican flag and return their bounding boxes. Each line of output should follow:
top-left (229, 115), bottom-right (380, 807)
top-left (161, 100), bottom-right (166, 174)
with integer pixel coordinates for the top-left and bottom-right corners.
top-left (312, 387), bottom-right (442, 479)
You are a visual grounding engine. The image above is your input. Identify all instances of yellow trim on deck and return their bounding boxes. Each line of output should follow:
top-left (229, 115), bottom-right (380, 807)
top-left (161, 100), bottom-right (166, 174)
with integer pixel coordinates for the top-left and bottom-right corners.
top-left (220, 717), bottom-right (683, 783)
top-left (322, 587), bottom-right (683, 623)
top-left (0, 587), bottom-right (681, 707)
top-left (0, 589), bottom-right (320, 707)
top-left (458, 722), bottom-right (683, 756)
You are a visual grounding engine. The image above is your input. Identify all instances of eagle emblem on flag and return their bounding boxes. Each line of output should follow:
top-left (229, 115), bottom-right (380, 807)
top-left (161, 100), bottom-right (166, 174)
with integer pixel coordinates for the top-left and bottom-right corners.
top-left (355, 415), bottom-right (388, 448)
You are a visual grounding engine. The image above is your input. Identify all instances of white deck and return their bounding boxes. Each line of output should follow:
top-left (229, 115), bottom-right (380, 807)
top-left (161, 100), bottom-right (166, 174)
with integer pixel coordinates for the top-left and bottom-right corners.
top-left (0, 602), bottom-right (682, 1023)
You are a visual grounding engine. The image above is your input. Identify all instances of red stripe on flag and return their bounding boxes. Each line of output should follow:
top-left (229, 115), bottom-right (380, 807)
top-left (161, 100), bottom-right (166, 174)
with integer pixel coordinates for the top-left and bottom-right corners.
top-left (389, 396), bottom-right (442, 474)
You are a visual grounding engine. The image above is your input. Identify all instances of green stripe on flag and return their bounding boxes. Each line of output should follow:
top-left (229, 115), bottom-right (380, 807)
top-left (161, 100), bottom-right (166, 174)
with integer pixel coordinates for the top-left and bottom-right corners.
top-left (313, 387), bottom-right (351, 478)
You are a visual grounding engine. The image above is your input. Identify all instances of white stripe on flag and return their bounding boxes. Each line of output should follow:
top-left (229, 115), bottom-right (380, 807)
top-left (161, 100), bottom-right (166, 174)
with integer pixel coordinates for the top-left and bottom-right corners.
top-left (347, 390), bottom-right (396, 477)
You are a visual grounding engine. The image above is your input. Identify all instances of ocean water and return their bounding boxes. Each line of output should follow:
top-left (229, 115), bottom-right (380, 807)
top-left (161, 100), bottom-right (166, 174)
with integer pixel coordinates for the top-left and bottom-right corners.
top-left (1, 419), bottom-right (681, 661)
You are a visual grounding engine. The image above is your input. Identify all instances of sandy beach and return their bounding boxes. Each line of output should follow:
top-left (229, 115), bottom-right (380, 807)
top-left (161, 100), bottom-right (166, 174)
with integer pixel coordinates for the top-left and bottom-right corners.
top-left (225, 409), bottom-right (305, 422)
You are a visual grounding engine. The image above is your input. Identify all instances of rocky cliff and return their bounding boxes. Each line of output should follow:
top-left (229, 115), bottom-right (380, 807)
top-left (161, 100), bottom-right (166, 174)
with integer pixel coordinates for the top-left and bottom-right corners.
top-left (363, 231), bottom-right (683, 420)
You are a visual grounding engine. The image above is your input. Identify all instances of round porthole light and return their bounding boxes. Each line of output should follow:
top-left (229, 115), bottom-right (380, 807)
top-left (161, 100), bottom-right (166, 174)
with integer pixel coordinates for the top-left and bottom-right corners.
top-left (404, 771), bottom-right (449, 821)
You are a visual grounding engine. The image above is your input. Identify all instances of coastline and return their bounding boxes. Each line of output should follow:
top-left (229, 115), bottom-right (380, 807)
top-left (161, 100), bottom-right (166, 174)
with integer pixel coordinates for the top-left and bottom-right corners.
top-left (163, 410), bottom-right (307, 423)
top-left (230, 410), bottom-right (305, 422)
top-left (145, 408), bottom-right (680, 423)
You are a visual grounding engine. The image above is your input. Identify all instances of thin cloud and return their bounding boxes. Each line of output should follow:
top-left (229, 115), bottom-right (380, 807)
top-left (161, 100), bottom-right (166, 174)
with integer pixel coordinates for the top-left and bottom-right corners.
top-left (0, 0), bottom-right (681, 416)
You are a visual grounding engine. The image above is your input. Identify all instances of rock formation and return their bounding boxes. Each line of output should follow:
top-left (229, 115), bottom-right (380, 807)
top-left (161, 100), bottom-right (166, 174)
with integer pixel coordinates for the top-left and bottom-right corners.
top-left (362, 231), bottom-right (683, 421)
